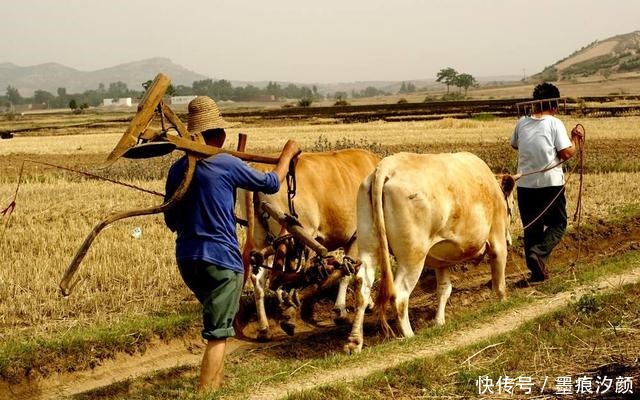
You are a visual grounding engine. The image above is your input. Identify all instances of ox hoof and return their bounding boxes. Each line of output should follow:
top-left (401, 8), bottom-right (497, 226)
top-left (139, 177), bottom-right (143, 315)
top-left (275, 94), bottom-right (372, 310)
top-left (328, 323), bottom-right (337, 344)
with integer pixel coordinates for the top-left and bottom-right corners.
top-left (280, 321), bottom-right (296, 336)
top-left (333, 308), bottom-right (350, 325)
top-left (344, 337), bottom-right (363, 354)
top-left (256, 328), bottom-right (270, 342)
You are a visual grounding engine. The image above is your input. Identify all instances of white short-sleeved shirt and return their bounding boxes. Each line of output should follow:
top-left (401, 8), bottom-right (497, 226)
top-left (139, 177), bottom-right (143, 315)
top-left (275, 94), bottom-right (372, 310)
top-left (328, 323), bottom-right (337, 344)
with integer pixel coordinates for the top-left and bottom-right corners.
top-left (510, 115), bottom-right (572, 188)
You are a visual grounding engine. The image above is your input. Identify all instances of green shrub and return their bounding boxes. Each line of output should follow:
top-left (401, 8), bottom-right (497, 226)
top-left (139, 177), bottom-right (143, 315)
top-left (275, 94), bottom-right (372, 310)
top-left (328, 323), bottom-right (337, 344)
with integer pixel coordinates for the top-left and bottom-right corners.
top-left (472, 113), bottom-right (495, 121)
top-left (297, 98), bottom-right (313, 107)
top-left (441, 92), bottom-right (465, 101)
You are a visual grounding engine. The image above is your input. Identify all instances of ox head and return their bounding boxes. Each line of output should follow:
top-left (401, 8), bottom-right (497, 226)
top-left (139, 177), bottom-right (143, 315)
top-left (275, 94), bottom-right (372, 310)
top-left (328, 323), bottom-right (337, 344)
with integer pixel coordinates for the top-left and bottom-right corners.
top-left (499, 174), bottom-right (516, 246)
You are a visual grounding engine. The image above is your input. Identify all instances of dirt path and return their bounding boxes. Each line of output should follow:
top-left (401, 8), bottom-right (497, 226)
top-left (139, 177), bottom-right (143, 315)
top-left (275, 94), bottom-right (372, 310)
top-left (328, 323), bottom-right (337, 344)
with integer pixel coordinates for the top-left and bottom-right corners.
top-left (1, 324), bottom-right (321, 400)
top-left (248, 265), bottom-right (640, 400)
top-left (2, 338), bottom-right (246, 400)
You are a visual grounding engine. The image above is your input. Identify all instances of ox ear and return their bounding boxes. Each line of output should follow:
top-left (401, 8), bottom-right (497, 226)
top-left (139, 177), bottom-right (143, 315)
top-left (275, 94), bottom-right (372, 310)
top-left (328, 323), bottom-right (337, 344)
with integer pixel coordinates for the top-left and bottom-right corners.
top-left (500, 174), bottom-right (516, 197)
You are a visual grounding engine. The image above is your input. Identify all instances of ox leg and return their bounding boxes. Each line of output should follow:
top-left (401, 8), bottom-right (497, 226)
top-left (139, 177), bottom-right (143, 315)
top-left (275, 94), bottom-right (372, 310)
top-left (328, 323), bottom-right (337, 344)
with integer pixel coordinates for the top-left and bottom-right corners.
top-left (334, 242), bottom-right (357, 324)
top-left (333, 275), bottom-right (351, 325)
top-left (345, 257), bottom-right (375, 354)
top-left (251, 268), bottom-right (271, 342)
top-left (434, 267), bottom-right (453, 326)
top-left (393, 263), bottom-right (423, 338)
top-left (487, 240), bottom-right (507, 301)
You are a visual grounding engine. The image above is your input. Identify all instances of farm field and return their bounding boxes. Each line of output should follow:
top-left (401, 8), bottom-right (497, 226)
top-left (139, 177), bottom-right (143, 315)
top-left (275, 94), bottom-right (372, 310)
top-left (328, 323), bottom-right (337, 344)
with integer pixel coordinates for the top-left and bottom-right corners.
top-left (1, 111), bottom-right (640, 398)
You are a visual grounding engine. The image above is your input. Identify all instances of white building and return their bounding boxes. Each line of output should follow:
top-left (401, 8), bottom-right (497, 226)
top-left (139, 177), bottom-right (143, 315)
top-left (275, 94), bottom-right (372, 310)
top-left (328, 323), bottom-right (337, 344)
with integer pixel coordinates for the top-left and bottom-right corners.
top-left (102, 98), bottom-right (133, 107)
top-left (170, 95), bottom-right (198, 105)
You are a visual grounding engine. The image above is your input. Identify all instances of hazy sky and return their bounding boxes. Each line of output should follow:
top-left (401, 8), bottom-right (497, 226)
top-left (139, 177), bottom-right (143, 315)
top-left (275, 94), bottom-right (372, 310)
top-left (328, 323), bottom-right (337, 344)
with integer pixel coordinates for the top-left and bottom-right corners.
top-left (2, 0), bottom-right (639, 83)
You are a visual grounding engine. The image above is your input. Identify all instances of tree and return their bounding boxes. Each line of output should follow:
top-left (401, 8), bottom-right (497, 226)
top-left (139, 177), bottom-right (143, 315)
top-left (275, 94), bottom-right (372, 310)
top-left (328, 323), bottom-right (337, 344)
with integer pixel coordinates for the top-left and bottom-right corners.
top-left (266, 81), bottom-right (282, 99)
top-left (406, 82), bottom-right (416, 93)
top-left (173, 84), bottom-right (194, 96)
top-left (6, 85), bottom-right (22, 105)
top-left (454, 73), bottom-right (478, 96)
top-left (107, 81), bottom-right (129, 98)
top-left (33, 90), bottom-right (55, 107)
top-left (333, 91), bottom-right (348, 100)
top-left (211, 79), bottom-right (233, 100)
top-left (68, 99), bottom-right (78, 110)
top-left (297, 98), bottom-right (312, 107)
top-left (192, 79), bottom-right (214, 95)
top-left (436, 67), bottom-right (458, 93)
top-left (398, 81), bottom-right (407, 94)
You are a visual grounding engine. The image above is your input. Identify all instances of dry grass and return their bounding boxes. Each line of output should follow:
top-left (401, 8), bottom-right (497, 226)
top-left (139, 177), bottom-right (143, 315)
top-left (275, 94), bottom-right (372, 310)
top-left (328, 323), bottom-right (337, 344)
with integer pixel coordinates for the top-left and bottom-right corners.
top-left (0, 115), bottom-right (639, 344)
top-left (0, 181), bottom-right (183, 338)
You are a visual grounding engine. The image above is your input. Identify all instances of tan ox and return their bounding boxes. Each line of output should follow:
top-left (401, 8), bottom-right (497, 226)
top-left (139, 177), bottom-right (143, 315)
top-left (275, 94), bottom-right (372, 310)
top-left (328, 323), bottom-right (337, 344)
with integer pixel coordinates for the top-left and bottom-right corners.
top-left (346, 152), bottom-right (514, 353)
top-left (241, 149), bottom-right (380, 340)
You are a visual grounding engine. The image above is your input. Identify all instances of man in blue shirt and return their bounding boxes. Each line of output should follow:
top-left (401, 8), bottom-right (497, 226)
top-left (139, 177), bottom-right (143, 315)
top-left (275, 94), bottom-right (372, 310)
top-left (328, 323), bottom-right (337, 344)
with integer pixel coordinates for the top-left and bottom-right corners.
top-left (164, 96), bottom-right (300, 392)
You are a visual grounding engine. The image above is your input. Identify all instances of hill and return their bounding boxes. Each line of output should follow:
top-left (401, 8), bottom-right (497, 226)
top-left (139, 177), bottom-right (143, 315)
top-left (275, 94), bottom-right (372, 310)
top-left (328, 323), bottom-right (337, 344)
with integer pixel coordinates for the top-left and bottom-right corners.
top-left (533, 30), bottom-right (640, 81)
top-left (0, 57), bottom-right (209, 96)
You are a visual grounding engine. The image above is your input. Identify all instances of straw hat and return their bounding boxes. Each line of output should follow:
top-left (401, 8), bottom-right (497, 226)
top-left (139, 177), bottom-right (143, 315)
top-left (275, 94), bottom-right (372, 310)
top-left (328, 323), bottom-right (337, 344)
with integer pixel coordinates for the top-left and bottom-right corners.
top-left (187, 96), bottom-right (237, 134)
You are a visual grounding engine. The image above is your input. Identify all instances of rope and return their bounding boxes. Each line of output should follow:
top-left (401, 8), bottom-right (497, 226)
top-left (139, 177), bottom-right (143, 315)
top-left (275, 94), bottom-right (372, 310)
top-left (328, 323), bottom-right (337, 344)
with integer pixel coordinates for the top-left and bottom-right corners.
top-left (286, 159), bottom-right (298, 218)
top-left (22, 159), bottom-right (163, 197)
top-left (1, 161), bottom-right (25, 234)
top-left (1, 159), bottom-right (165, 236)
top-left (571, 124), bottom-right (586, 267)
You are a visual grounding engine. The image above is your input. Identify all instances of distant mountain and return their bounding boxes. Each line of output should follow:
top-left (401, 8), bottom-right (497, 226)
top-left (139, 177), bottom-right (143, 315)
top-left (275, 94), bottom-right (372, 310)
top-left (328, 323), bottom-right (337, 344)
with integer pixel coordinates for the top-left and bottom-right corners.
top-left (0, 56), bottom-right (523, 98)
top-left (0, 57), bottom-right (209, 96)
top-left (532, 30), bottom-right (640, 81)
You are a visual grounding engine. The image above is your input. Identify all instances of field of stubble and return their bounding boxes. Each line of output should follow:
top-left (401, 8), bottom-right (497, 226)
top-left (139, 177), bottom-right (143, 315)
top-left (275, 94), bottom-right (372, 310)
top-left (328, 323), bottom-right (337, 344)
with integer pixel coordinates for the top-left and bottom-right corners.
top-left (1, 113), bottom-right (639, 395)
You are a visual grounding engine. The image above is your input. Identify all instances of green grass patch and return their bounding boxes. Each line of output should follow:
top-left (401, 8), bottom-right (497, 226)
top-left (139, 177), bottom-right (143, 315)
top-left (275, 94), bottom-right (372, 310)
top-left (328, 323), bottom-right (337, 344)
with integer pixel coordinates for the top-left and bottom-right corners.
top-left (290, 281), bottom-right (640, 399)
top-left (471, 112), bottom-right (496, 121)
top-left (0, 306), bottom-right (200, 383)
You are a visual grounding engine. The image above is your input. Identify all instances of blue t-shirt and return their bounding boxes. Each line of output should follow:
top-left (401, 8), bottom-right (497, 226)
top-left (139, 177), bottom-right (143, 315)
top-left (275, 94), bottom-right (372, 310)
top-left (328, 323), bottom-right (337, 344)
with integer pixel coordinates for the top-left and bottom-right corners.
top-left (164, 154), bottom-right (280, 273)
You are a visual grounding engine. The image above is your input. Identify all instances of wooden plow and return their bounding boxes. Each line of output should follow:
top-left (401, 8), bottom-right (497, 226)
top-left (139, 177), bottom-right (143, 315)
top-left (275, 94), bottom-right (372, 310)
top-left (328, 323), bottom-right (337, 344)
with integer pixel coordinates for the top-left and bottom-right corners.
top-left (245, 197), bottom-right (362, 337)
top-left (59, 73), bottom-right (352, 300)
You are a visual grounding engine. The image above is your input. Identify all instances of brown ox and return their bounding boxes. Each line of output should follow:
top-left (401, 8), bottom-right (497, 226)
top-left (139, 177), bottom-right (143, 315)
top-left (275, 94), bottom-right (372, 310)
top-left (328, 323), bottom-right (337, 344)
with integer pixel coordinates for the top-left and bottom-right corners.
top-left (346, 152), bottom-right (514, 353)
top-left (240, 148), bottom-right (380, 340)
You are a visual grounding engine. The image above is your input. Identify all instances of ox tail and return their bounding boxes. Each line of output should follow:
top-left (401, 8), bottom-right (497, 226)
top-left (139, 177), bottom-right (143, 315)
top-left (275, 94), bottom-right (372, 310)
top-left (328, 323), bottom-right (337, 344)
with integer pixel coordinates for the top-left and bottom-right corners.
top-left (371, 164), bottom-right (395, 337)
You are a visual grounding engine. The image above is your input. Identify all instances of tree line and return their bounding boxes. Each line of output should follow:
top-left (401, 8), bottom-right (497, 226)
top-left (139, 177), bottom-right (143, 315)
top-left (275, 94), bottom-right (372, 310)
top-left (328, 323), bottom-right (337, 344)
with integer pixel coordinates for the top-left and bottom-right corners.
top-left (2, 69), bottom-right (480, 111)
top-left (1, 79), bottom-right (333, 110)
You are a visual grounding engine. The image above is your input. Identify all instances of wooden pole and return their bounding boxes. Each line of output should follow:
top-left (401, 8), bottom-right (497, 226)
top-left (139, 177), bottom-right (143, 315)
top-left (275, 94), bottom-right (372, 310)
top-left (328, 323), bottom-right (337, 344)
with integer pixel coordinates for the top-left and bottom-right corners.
top-left (260, 201), bottom-right (328, 257)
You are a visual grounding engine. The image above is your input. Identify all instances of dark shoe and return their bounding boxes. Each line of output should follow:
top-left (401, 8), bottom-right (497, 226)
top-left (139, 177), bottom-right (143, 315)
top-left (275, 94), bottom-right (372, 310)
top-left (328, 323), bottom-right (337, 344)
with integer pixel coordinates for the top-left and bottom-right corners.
top-left (527, 252), bottom-right (549, 282)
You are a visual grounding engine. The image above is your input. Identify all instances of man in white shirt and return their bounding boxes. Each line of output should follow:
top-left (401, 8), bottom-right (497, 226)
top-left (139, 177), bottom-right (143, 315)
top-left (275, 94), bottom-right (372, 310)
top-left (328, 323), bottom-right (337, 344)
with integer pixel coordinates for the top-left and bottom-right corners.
top-left (510, 83), bottom-right (582, 282)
